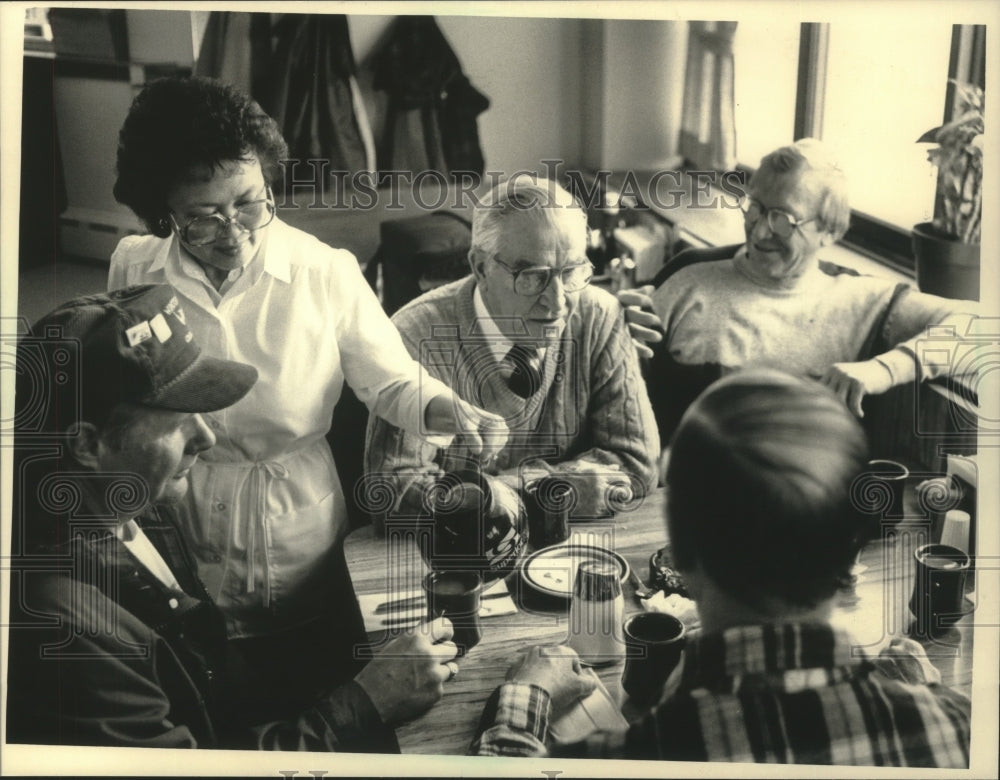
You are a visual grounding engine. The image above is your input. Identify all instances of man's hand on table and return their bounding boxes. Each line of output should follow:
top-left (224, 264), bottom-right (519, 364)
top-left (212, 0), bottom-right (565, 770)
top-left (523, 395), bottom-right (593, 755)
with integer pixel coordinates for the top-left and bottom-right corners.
top-left (507, 645), bottom-right (596, 718)
top-left (354, 617), bottom-right (459, 725)
top-left (872, 636), bottom-right (944, 687)
top-left (549, 461), bottom-right (635, 517)
top-left (618, 285), bottom-right (663, 360)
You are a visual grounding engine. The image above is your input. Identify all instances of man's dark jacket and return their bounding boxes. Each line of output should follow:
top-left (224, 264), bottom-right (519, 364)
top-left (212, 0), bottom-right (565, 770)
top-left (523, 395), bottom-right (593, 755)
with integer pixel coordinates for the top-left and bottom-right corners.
top-left (5, 479), bottom-right (397, 752)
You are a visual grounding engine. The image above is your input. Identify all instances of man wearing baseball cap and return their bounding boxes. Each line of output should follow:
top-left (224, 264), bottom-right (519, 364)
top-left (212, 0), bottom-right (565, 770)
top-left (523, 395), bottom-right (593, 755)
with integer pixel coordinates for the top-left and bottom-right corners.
top-left (5, 284), bottom-right (459, 751)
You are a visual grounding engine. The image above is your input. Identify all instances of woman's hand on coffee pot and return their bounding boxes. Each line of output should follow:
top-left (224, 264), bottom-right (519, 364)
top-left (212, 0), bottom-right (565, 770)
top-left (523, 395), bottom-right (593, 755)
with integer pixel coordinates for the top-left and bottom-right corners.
top-left (425, 393), bottom-right (509, 461)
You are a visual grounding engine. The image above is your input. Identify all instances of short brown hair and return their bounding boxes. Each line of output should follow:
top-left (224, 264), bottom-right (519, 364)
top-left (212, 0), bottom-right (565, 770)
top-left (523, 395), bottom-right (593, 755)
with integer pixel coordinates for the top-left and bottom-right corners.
top-left (666, 368), bottom-right (869, 611)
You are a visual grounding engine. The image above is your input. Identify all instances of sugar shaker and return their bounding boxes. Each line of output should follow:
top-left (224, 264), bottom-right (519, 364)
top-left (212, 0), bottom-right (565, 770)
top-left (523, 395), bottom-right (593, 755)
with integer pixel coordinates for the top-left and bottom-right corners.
top-left (567, 560), bottom-right (625, 666)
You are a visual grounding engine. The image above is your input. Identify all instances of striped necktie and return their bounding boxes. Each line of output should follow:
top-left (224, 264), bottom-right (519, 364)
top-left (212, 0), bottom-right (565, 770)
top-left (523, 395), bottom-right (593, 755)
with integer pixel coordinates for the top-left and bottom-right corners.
top-left (505, 343), bottom-right (542, 398)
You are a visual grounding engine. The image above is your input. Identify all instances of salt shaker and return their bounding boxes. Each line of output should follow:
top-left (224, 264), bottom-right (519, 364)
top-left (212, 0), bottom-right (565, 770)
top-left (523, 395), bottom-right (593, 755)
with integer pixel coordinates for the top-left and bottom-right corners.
top-left (567, 561), bottom-right (625, 666)
top-left (915, 476), bottom-right (960, 542)
top-left (940, 510), bottom-right (971, 555)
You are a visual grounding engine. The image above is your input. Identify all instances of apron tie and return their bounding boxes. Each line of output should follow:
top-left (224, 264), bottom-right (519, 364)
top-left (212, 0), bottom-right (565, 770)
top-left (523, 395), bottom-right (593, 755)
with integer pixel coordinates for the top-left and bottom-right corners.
top-left (246, 460), bottom-right (289, 608)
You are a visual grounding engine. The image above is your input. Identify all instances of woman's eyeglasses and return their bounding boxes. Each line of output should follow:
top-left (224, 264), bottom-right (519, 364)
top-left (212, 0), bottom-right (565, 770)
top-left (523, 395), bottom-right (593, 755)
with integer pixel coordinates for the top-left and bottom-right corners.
top-left (740, 197), bottom-right (815, 239)
top-left (493, 258), bottom-right (594, 296)
top-left (171, 188), bottom-right (276, 246)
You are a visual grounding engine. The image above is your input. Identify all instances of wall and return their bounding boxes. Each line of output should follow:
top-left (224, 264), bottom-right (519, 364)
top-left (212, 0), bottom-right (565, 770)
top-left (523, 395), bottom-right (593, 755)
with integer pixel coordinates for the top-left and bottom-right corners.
top-left (580, 19), bottom-right (687, 171)
top-left (348, 14), bottom-right (585, 176)
top-left (125, 9), bottom-right (196, 64)
top-left (52, 76), bottom-right (142, 259)
top-left (52, 10), bottom-right (204, 260)
top-left (50, 11), bottom-right (686, 260)
top-left (351, 14), bottom-right (689, 178)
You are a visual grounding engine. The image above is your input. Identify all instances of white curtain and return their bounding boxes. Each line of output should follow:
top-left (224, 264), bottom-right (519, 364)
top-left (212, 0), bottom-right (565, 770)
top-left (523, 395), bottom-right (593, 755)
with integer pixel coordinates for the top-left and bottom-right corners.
top-left (679, 21), bottom-right (738, 171)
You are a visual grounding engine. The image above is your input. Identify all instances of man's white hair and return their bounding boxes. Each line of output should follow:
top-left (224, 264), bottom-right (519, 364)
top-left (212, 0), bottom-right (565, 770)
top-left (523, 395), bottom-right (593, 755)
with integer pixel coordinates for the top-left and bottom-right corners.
top-left (753, 138), bottom-right (851, 240)
top-left (471, 175), bottom-right (587, 260)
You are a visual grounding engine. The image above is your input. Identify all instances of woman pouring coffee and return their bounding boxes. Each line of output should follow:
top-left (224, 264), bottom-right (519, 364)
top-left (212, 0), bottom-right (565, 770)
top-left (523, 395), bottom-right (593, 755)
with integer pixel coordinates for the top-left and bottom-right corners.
top-left (109, 76), bottom-right (506, 702)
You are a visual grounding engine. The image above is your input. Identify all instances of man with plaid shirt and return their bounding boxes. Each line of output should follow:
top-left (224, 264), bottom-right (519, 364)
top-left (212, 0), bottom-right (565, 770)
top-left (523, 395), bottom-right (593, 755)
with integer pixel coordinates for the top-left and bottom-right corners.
top-left (472, 369), bottom-right (971, 767)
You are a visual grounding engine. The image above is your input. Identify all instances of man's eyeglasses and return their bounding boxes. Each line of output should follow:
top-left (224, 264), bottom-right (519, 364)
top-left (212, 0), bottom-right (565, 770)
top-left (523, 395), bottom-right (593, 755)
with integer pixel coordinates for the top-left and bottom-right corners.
top-left (740, 197), bottom-right (815, 239)
top-left (493, 258), bottom-right (594, 296)
top-left (170, 188), bottom-right (276, 246)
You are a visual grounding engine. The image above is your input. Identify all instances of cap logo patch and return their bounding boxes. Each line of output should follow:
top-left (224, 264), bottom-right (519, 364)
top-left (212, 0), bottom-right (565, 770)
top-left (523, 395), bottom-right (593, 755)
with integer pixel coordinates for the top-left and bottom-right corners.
top-left (126, 321), bottom-right (153, 347)
top-left (164, 295), bottom-right (187, 325)
top-left (150, 313), bottom-right (172, 343)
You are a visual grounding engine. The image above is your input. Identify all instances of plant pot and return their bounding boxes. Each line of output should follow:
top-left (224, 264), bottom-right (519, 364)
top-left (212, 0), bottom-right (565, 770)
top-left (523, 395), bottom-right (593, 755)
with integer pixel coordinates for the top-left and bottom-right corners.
top-left (912, 222), bottom-right (980, 301)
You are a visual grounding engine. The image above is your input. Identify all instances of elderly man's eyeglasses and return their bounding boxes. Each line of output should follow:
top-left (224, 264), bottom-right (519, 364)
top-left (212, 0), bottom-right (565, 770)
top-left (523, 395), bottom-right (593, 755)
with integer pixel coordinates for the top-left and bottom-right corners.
top-left (493, 258), bottom-right (594, 296)
top-left (740, 197), bottom-right (815, 239)
top-left (170, 188), bottom-right (276, 246)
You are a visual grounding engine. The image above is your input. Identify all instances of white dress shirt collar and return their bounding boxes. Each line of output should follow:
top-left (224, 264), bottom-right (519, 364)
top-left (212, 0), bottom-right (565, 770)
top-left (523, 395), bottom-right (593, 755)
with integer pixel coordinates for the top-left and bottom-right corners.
top-left (115, 519), bottom-right (182, 592)
top-left (150, 220), bottom-right (290, 287)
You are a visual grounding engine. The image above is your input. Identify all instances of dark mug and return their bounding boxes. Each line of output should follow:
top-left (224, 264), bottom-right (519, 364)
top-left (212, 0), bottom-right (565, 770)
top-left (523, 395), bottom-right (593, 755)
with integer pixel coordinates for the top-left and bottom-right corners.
top-left (909, 543), bottom-right (971, 638)
top-left (621, 612), bottom-right (686, 704)
top-left (524, 476), bottom-right (573, 549)
top-left (423, 570), bottom-right (483, 656)
top-left (865, 459), bottom-right (910, 523)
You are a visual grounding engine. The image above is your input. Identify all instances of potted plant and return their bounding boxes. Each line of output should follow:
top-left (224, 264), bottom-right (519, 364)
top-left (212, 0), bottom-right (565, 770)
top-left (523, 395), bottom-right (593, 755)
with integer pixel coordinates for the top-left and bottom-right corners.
top-left (912, 80), bottom-right (983, 300)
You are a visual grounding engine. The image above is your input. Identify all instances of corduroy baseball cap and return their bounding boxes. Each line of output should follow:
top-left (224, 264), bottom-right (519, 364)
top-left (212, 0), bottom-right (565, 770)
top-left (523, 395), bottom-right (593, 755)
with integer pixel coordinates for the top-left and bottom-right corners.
top-left (24, 284), bottom-right (258, 431)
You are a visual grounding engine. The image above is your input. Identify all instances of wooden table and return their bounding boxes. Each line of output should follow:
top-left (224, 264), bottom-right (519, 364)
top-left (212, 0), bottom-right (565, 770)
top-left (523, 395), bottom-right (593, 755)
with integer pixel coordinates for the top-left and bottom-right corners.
top-left (344, 488), bottom-right (975, 755)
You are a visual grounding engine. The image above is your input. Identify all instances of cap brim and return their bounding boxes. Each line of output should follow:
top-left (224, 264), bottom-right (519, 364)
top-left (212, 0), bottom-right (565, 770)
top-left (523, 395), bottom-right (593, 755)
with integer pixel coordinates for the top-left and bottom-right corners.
top-left (145, 352), bottom-right (258, 413)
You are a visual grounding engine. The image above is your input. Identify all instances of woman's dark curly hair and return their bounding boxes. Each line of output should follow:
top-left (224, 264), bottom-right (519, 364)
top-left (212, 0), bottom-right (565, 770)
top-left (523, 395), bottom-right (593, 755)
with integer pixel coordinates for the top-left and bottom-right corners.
top-left (114, 77), bottom-right (288, 237)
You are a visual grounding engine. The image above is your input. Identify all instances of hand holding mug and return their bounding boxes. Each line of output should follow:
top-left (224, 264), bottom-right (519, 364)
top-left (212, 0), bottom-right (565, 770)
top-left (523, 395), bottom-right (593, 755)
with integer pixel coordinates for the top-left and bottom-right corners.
top-left (507, 644), bottom-right (597, 717)
top-left (354, 616), bottom-right (458, 724)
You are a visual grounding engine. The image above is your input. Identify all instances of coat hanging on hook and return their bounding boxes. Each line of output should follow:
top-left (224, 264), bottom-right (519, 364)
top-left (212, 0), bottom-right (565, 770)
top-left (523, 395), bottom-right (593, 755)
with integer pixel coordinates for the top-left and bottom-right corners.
top-left (371, 16), bottom-right (490, 186)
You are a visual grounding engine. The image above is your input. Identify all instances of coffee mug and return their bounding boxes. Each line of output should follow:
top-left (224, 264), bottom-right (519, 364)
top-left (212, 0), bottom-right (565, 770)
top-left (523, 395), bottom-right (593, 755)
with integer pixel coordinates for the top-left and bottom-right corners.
top-left (524, 476), bottom-right (573, 549)
top-left (909, 543), bottom-right (971, 639)
top-left (866, 459), bottom-right (910, 523)
top-left (621, 612), bottom-right (685, 704)
top-left (423, 570), bottom-right (483, 656)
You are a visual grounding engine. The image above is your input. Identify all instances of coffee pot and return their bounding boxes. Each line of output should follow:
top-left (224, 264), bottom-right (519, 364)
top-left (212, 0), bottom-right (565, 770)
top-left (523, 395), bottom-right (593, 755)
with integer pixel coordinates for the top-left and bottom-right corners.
top-left (423, 462), bottom-right (526, 583)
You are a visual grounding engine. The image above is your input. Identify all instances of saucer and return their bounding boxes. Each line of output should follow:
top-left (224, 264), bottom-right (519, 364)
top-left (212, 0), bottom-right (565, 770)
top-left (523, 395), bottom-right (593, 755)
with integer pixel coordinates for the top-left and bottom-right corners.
top-left (520, 542), bottom-right (629, 599)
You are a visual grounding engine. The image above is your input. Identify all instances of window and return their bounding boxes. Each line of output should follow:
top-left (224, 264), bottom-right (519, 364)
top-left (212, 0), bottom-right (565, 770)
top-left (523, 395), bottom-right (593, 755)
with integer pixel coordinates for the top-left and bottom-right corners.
top-left (731, 21), bottom-right (983, 270)
top-left (823, 20), bottom-right (952, 231)
top-left (733, 20), bottom-right (799, 168)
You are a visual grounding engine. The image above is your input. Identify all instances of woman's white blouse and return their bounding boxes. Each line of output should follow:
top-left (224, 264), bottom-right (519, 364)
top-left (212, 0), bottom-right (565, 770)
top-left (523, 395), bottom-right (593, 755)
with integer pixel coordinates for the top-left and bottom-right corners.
top-left (109, 219), bottom-right (452, 638)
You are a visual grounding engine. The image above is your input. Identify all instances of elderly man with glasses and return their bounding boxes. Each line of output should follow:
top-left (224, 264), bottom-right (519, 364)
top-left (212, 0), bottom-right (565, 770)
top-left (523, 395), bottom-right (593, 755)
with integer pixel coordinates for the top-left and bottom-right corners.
top-left (366, 175), bottom-right (659, 528)
top-left (639, 138), bottom-right (978, 438)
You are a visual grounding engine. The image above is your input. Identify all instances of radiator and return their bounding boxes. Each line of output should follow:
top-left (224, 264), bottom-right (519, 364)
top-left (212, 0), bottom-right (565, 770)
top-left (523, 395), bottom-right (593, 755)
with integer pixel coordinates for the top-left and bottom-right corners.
top-left (58, 207), bottom-right (142, 262)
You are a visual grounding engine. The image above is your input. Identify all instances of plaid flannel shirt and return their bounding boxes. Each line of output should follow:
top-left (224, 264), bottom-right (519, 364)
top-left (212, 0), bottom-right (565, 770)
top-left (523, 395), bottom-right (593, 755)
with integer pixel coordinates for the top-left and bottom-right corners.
top-left (472, 623), bottom-right (970, 767)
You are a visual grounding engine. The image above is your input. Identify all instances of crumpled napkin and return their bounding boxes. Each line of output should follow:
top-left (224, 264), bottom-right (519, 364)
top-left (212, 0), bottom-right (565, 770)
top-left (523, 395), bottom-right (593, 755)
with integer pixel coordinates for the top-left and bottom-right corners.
top-left (641, 590), bottom-right (701, 630)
